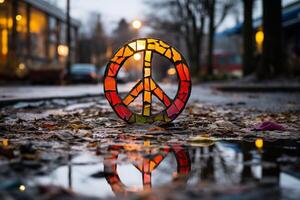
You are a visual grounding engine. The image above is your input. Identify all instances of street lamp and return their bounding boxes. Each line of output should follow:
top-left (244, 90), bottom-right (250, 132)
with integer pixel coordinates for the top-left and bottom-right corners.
top-left (132, 19), bottom-right (142, 30)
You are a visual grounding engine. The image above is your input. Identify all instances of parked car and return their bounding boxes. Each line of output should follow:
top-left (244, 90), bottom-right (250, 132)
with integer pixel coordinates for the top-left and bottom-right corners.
top-left (69, 64), bottom-right (100, 83)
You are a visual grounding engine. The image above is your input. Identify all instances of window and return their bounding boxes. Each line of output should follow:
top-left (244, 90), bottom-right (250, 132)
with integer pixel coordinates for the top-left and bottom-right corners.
top-left (0, 0), bottom-right (11, 65)
top-left (30, 8), bottom-right (47, 58)
top-left (16, 1), bottom-right (27, 56)
top-left (48, 16), bottom-right (57, 60)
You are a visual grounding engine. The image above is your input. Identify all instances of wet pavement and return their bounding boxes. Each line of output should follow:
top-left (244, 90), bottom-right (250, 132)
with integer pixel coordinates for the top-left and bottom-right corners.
top-left (0, 84), bottom-right (300, 199)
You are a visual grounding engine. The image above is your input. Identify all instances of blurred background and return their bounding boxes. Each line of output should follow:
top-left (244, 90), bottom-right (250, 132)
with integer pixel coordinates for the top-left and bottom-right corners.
top-left (0, 0), bottom-right (299, 84)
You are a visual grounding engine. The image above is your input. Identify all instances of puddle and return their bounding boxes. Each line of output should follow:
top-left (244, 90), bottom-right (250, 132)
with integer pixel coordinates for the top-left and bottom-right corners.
top-left (25, 139), bottom-right (300, 199)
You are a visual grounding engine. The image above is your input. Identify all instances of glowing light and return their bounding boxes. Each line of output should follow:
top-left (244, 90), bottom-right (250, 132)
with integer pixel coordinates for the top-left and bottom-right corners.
top-left (0, 0), bottom-right (5, 4)
top-left (132, 20), bottom-right (142, 30)
top-left (1, 29), bottom-right (8, 55)
top-left (2, 139), bottom-right (8, 147)
top-left (255, 138), bottom-right (263, 149)
top-left (19, 185), bottom-right (26, 192)
top-left (57, 45), bottom-right (69, 57)
top-left (19, 63), bottom-right (25, 70)
top-left (167, 68), bottom-right (176, 76)
top-left (256, 30), bottom-right (264, 45)
top-left (16, 15), bottom-right (22, 21)
top-left (133, 53), bottom-right (141, 61)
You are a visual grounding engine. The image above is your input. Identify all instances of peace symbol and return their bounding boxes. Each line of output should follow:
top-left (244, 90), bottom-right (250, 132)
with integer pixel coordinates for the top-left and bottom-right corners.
top-left (104, 38), bottom-right (191, 123)
top-left (104, 144), bottom-right (190, 194)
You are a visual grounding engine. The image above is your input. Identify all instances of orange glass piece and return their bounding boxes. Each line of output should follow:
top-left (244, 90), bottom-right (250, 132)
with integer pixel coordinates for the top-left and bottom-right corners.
top-left (165, 49), bottom-right (172, 59)
top-left (104, 77), bottom-right (116, 91)
top-left (171, 48), bottom-right (181, 62)
top-left (115, 47), bottom-right (124, 57)
top-left (144, 78), bottom-right (150, 91)
top-left (123, 95), bottom-right (134, 106)
top-left (150, 161), bottom-right (156, 171)
top-left (150, 79), bottom-right (156, 91)
top-left (123, 46), bottom-right (134, 57)
top-left (144, 91), bottom-right (151, 103)
top-left (154, 88), bottom-right (163, 99)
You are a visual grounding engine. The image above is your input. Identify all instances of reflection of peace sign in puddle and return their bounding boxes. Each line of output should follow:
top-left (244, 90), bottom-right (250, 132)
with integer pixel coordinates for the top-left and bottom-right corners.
top-left (104, 38), bottom-right (191, 123)
top-left (104, 143), bottom-right (190, 195)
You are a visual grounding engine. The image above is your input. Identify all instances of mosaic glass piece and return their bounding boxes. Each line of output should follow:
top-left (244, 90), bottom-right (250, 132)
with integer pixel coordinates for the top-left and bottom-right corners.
top-left (104, 38), bottom-right (191, 124)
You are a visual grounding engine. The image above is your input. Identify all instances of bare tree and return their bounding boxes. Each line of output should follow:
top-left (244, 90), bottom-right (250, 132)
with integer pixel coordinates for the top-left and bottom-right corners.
top-left (147, 0), bottom-right (208, 76)
top-left (207, 0), bottom-right (235, 76)
top-left (258, 0), bottom-right (284, 79)
top-left (242, 0), bottom-right (254, 76)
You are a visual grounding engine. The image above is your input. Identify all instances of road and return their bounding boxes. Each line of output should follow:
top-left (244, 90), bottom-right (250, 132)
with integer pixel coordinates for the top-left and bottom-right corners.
top-left (1, 83), bottom-right (300, 112)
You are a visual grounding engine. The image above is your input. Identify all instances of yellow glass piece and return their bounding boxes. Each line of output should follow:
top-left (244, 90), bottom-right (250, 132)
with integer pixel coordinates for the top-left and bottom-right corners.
top-left (137, 40), bottom-right (146, 51)
top-left (147, 38), bottom-right (158, 43)
top-left (144, 68), bottom-right (151, 77)
top-left (159, 40), bottom-right (170, 48)
top-left (172, 48), bottom-right (181, 62)
top-left (150, 79), bottom-right (156, 91)
top-left (145, 62), bottom-right (151, 67)
top-left (123, 95), bottom-right (134, 106)
top-left (143, 104), bottom-right (151, 116)
top-left (165, 49), bottom-right (172, 59)
top-left (128, 42), bottom-right (137, 51)
top-left (148, 44), bottom-right (155, 50)
top-left (155, 43), bottom-right (166, 54)
top-left (123, 46), bottom-right (133, 57)
top-left (144, 91), bottom-right (151, 103)
top-left (115, 47), bottom-right (124, 57)
top-left (145, 50), bottom-right (152, 62)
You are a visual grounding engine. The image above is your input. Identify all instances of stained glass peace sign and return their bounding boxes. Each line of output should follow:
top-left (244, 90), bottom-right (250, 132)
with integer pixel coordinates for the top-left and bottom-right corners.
top-left (104, 38), bottom-right (191, 124)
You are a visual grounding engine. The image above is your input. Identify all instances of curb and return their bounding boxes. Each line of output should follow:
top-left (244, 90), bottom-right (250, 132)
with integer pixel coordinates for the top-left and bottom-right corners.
top-left (0, 93), bottom-right (103, 108)
top-left (214, 85), bottom-right (300, 92)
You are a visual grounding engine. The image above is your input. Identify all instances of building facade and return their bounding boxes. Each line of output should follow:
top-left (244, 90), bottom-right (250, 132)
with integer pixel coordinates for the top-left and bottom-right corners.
top-left (0, 0), bottom-right (80, 82)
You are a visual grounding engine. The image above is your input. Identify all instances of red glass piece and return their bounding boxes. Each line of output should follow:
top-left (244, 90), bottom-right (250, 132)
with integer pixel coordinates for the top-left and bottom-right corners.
top-left (174, 99), bottom-right (184, 111)
top-left (178, 81), bottom-right (190, 94)
top-left (163, 94), bottom-right (171, 107)
top-left (105, 91), bottom-right (121, 106)
top-left (178, 92), bottom-right (188, 102)
top-left (183, 64), bottom-right (190, 81)
top-left (108, 63), bottom-right (120, 77)
top-left (166, 104), bottom-right (179, 119)
top-left (114, 105), bottom-right (132, 120)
